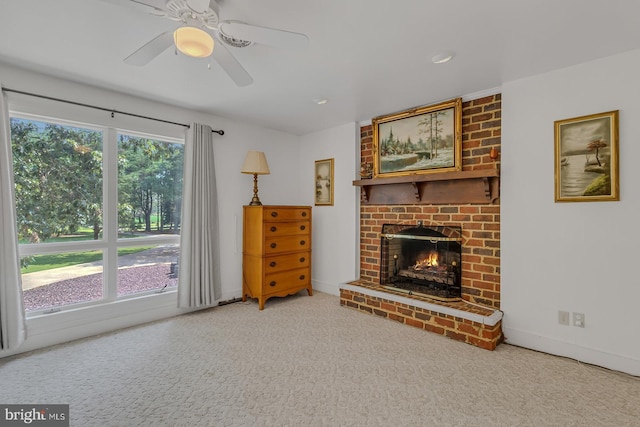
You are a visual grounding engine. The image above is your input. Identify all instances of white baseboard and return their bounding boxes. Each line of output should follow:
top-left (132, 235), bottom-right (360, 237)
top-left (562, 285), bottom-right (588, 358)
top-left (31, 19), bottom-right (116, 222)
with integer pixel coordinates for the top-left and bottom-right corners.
top-left (503, 326), bottom-right (640, 376)
top-left (312, 279), bottom-right (345, 296)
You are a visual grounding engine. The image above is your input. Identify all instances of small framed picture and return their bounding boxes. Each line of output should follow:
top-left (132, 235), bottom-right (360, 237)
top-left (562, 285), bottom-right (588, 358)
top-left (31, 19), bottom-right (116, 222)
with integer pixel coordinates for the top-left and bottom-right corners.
top-left (314, 158), bottom-right (334, 206)
top-left (554, 110), bottom-right (619, 202)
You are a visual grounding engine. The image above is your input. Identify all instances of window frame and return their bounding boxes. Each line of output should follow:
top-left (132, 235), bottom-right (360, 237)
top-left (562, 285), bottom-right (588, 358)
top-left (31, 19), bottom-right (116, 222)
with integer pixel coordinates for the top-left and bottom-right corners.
top-left (11, 112), bottom-right (183, 316)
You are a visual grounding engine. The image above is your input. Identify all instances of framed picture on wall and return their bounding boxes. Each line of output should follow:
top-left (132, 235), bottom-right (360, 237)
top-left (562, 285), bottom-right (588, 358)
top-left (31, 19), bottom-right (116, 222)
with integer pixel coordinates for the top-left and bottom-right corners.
top-left (314, 158), bottom-right (334, 206)
top-left (554, 110), bottom-right (619, 202)
top-left (372, 97), bottom-right (462, 178)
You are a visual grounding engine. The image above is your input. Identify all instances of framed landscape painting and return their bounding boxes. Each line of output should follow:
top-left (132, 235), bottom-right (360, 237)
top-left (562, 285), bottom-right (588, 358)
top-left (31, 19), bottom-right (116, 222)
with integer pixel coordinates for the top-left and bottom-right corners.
top-left (372, 98), bottom-right (462, 178)
top-left (314, 158), bottom-right (334, 206)
top-left (554, 110), bottom-right (619, 202)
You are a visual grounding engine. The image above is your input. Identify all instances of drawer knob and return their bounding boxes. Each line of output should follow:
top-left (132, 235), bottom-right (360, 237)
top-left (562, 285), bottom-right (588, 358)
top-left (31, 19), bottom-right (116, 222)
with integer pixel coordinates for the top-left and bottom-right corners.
top-left (299, 240), bottom-right (306, 246)
top-left (270, 243), bottom-right (277, 249)
top-left (269, 281), bottom-right (277, 287)
top-left (302, 212), bottom-right (307, 217)
top-left (270, 226), bottom-right (277, 232)
top-left (300, 225), bottom-right (306, 231)
top-left (269, 261), bottom-right (276, 267)
top-left (271, 211), bottom-right (278, 217)
top-left (299, 275), bottom-right (305, 280)
top-left (299, 257), bottom-right (305, 263)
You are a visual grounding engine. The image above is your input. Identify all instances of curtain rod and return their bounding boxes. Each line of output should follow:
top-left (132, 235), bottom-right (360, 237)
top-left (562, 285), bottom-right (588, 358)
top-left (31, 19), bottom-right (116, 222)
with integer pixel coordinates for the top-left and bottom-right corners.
top-left (1, 87), bottom-right (224, 136)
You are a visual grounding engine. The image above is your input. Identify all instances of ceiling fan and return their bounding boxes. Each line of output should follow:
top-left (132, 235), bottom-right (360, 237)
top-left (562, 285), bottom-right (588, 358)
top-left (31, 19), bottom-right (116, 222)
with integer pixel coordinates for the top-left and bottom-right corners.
top-left (109, 0), bottom-right (309, 86)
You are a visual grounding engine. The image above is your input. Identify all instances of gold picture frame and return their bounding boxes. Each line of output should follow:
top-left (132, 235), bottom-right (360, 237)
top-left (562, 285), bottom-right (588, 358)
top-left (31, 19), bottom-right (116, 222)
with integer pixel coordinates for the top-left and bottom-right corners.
top-left (554, 110), bottom-right (619, 202)
top-left (315, 158), bottom-right (334, 206)
top-left (372, 98), bottom-right (462, 178)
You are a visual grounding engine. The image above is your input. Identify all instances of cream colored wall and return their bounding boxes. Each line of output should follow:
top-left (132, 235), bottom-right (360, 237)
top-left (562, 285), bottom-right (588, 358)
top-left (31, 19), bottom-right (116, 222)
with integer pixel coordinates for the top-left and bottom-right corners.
top-left (501, 49), bottom-right (640, 376)
top-left (299, 123), bottom-right (360, 295)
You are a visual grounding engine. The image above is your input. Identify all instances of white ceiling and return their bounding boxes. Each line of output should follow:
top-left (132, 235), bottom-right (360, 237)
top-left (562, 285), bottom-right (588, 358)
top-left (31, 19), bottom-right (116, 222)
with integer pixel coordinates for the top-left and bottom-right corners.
top-left (1, 0), bottom-right (640, 135)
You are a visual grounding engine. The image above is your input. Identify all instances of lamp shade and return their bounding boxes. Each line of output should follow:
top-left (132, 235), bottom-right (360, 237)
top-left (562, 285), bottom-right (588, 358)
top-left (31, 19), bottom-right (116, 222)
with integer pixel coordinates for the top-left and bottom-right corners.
top-left (241, 151), bottom-right (270, 175)
top-left (174, 26), bottom-right (214, 58)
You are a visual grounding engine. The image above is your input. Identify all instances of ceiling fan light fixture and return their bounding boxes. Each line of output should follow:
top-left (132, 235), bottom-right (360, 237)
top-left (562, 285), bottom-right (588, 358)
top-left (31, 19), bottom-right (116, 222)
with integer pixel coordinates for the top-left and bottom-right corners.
top-left (174, 26), bottom-right (214, 58)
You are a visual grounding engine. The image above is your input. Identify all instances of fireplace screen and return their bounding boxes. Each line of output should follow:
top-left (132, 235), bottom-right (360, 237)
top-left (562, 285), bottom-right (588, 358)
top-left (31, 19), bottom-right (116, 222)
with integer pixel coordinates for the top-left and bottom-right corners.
top-left (380, 223), bottom-right (462, 301)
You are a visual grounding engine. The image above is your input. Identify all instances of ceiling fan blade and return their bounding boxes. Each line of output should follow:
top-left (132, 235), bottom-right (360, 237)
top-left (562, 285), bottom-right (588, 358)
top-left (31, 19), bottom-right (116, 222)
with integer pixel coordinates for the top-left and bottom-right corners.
top-left (129, 0), bottom-right (166, 10)
top-left (219, 21), bottom-right (309, 49)
top-left (124, 31), bottom-right (174, 66)
top-left (212, 40), bottom-right (253, 87)
top-left (186, 0), bottom-right (210, 14)
top-left (98, 0), bottom-right (165, 13)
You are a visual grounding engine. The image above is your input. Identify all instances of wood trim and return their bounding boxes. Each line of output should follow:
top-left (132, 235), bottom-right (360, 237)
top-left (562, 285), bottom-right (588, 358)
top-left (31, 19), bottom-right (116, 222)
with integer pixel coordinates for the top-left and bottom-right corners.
top-left (353, 167), bottom-right (500, 205)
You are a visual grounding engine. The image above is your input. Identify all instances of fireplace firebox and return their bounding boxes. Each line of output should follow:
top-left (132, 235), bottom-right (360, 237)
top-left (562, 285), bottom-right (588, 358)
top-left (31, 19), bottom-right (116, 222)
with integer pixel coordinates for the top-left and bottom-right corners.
top-left (380, 223), bottom-right (462, 301)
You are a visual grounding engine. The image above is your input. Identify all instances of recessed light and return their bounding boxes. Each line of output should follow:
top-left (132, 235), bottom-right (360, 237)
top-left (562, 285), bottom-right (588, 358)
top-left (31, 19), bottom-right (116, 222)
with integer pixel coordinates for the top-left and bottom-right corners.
top-left (431, 52), bottom-right (455, 64)
top-left (314, 98), bottom-right (328, 105)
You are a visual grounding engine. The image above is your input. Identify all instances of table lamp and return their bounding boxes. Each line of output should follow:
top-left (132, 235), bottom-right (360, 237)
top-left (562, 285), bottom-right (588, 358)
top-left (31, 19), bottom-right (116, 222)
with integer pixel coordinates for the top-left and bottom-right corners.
top-left (241, 151), bottom-right (270, 206)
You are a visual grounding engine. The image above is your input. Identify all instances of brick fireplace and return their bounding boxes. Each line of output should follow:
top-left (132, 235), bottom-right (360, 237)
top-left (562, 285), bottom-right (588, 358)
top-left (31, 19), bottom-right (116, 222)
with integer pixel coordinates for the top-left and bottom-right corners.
top-left (340, 94), bottom-right (503, 350)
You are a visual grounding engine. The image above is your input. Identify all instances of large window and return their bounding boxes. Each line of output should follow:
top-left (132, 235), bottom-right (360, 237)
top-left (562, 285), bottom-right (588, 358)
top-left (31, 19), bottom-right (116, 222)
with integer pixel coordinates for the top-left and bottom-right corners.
top-left (11, 115), bottom-right (184, 314)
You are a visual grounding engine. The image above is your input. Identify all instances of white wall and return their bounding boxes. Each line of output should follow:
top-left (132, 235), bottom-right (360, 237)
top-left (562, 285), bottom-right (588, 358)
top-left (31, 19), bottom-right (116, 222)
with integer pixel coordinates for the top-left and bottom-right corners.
top-left (501, 49), bottom-right (640, 376)
top-left (0, 63), bottom-right (300, 356)
top-left (299, 123), bottom-right (360, 295)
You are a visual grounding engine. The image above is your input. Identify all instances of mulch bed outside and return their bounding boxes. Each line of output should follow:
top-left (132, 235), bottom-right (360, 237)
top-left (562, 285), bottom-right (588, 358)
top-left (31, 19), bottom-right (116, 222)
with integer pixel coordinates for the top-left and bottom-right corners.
top-left (23, 264), bottom-right (177, 312)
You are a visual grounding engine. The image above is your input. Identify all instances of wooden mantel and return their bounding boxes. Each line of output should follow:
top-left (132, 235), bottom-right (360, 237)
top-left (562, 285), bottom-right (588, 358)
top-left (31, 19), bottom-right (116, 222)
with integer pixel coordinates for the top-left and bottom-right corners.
top-left (353, 168), bottom-right (500, 205)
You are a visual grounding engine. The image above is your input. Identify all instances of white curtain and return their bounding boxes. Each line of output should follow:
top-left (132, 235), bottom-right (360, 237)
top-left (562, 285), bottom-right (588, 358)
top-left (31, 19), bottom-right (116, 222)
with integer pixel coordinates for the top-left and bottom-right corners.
top-left (178, 123), bottom-right (221, 308)
top-left (0, 91), bottom-right (27, 350)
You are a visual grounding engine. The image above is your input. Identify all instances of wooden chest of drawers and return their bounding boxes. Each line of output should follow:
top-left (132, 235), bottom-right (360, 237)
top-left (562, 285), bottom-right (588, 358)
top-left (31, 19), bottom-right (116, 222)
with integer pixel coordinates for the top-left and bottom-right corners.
top-left (242, 205), bottom-right (312, 309)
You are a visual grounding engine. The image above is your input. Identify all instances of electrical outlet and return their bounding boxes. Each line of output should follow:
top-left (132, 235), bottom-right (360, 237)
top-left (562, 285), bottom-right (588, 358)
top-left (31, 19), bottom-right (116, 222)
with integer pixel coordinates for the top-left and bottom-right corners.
top-left (573, 312), bottom-right (585, 328)
top-left (558, 310), bottom-right (570, 326)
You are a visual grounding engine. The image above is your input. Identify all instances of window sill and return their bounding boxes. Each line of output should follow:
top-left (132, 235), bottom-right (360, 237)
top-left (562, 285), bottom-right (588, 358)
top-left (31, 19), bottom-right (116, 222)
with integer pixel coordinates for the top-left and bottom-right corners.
top-left (2, 290), bottom-right (190, 358)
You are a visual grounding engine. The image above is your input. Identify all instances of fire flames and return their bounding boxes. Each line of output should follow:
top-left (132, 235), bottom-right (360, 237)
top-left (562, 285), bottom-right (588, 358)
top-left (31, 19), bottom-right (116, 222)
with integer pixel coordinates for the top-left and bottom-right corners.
top-left (412, 251), bottom-right (439, 270)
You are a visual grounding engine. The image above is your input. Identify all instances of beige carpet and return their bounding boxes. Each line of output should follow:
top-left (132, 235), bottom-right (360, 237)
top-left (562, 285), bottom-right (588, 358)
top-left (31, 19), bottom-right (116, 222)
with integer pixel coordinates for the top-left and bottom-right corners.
top-left (1, 291), bottom-right (638, 426)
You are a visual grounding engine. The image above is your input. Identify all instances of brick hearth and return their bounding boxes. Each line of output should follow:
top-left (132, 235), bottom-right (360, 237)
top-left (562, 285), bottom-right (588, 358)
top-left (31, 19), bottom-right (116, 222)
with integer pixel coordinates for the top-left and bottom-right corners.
top-left (341, 280), bottom-right (502, 350)
top-left (341, 94), bottom-right (503, 350)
